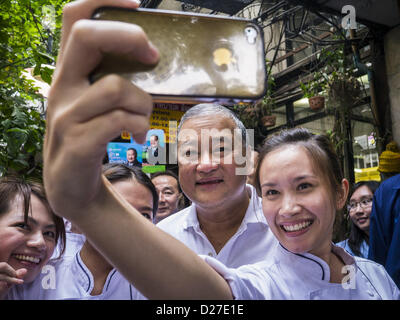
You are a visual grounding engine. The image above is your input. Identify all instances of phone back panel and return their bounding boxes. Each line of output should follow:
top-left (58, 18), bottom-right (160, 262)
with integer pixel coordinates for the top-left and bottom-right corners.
top-left (91, 7), bottom-right (267, 104)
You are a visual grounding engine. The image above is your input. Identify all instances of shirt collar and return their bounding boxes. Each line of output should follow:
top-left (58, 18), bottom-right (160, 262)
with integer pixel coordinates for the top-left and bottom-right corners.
top-left (184, 184), bottom-right (267, 230)
top-left (73, 252), bottom-right (94, 293)
top-left (73, 251), bottom-right (118, 294)
top-left (276, 242), bottom-right (356, 282)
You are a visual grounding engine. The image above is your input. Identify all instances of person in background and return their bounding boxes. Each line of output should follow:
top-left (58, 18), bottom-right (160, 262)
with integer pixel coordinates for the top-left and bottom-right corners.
top-left (149, 135), bottom-right (159, 157)
top-left (0, 176), bottom-right (65, 300)
top-left (368, 173), bottom-right (400, 289)
top-left (151, 170), bottom-right (185, 224)
top-left (336, 180), bottom-right (380, 258)
top-left (6, 164), bottom-right (157, 299)
top-left (102, 163), bottom-right (158, 222)
top-left (377, 141), bottom-right (400, 181)
top-left (125, 148), bottom-right (142, 168)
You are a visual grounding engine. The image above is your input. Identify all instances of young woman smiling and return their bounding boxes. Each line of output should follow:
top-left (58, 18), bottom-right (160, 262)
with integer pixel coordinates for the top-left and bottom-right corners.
top-left (193, 128), bottom-right (400, 299)
top-left (0, 176), bottom-right (65, 299)
top-left (336, 181), bottom-right (380, 258)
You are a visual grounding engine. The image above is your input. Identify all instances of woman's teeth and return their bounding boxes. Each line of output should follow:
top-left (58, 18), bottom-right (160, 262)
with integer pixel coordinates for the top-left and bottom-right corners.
top-left (282, 221), bottom-right (312, 232)
top-left (13, 254), bottom-right (40, 264)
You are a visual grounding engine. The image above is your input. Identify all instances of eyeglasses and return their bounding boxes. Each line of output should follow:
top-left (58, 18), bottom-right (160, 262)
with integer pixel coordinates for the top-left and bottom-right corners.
top-left (347, 198), bottom-right (373, 212)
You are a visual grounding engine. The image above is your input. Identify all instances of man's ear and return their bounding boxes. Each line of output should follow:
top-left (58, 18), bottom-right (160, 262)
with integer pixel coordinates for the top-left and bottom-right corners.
top-left (336, 178), bottom-right (350, 210)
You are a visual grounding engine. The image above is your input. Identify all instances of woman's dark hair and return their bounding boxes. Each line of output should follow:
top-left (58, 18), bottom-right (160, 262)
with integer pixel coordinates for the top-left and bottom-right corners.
top-left (255, 128), bottom-right (344, 202)
top-left (347, 180), bottom-right (380, 257)
top-left (0, 176), bottom-right (66, 258)
top-left (102, 163), bottom-right (158, 219)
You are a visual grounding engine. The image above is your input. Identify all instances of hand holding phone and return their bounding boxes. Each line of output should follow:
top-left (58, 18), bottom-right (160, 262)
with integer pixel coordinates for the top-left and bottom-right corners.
top-left (91, 7), bottom-right (267, 105)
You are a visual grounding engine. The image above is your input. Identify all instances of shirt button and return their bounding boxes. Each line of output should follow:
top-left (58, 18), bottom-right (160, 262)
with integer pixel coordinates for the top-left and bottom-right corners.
top-left (208, 252), bottom-right (214, 257)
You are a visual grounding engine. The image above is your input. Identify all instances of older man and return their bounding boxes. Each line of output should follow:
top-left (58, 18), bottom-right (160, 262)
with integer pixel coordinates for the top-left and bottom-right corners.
top-left (151, 170), bottom-right (184, 223)
top-left (157, 104), bottom-right (277, 267)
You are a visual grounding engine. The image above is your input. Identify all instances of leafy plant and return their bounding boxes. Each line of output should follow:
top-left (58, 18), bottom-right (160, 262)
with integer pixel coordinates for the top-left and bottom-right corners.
top-left (0, 102), bottom-right (46, 180)
top-left (0, 0), bottom-right (69, 179)
top-left (233, 73), bottom-right (277, 129)
top-left (313, 46), bottom-right (361, 106)
top-left (299, 73), bottom-right (327, 98)
top-left (300, 42), bottom-right (363, 107)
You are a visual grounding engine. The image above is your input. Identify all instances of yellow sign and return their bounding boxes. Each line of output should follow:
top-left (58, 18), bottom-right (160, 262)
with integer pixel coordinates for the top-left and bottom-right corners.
top-left (150, 105), bottom-right (192, 143)
top-left (355, 166), bottom-right (381, 183)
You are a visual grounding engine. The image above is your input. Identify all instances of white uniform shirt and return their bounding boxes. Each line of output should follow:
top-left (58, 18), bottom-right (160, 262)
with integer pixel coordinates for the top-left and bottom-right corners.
top-left (157, 184), bottom-right (278, 267)
top-left (203, 243), bottom-right (400, 300)
top-left (6, 252), bottom-right (143, 300)
top-left (336, 239), bottom-right (369, 258)
top-left (51, 231), bottom-right (86, 259)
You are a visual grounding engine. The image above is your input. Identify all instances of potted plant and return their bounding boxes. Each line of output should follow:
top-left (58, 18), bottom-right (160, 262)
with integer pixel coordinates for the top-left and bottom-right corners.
top-left (260, 95), bottom-right (277, 128)
top-left (306, 45), bottom-right (362, 110)
top-left (233, 74), bottom-right (277, 129)
top-left (322, 44), bottom-right (362, 156)
top-left (300, 78), bottom-right (326, 111)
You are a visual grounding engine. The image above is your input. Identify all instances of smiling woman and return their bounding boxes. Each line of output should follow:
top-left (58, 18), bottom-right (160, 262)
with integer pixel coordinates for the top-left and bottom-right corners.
top-left (202, 127), bottom-right (399, 299)
top-left (0, 176), bottom-right (65, 299)
top-left (256, 130), bottom-right (348, 262)
top-left (336, 180), bottom-right (380, 258)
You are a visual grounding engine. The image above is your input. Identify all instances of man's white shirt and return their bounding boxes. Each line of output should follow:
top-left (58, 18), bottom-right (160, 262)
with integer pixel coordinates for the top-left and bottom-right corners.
top-left (157, 184), bottom-right (278, 268)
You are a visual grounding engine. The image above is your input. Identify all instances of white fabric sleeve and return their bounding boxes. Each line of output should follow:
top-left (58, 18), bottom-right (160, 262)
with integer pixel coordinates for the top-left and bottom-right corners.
top-left (130, 287), bottom-right (148, 300)
top-left (199, 254), bottom-right (273, 300)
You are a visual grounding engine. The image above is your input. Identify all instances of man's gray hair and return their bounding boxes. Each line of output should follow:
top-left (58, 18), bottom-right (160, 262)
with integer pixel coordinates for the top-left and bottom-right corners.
top-left (177, 103), bottom-right (248, 147)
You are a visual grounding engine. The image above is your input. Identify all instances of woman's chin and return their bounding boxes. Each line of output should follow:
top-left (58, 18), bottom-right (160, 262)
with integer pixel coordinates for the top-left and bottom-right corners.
top-left (278, 238), bottom-right (312, 254)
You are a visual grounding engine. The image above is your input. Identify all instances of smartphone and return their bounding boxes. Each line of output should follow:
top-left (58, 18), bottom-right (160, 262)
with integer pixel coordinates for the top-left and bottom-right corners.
top-left (90, 7), bottom-right (267, 105)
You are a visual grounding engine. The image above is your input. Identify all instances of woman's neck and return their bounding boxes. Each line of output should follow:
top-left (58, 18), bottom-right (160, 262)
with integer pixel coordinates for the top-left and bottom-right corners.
top-left (310, 242), bottom-right (346, 284)
top-left (80, 241), bottom-right (113, 295)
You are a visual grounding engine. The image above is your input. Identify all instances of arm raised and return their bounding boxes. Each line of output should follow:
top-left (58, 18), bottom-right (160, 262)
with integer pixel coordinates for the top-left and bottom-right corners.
top-left (43, 0), bottom-right (232, 299)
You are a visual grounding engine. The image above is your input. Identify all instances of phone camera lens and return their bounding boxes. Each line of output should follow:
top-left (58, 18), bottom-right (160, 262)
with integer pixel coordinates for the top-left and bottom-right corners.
top-left (244, 26), bottom-right (257, 44)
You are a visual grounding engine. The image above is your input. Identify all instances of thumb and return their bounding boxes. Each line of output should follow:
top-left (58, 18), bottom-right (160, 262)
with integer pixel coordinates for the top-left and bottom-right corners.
top-left (15, 268), bottom-right (28, 279)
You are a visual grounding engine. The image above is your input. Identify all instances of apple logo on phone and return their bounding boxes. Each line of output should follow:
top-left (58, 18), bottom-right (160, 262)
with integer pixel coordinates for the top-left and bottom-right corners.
top-left (213, 48), bottom-right (236, 71)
